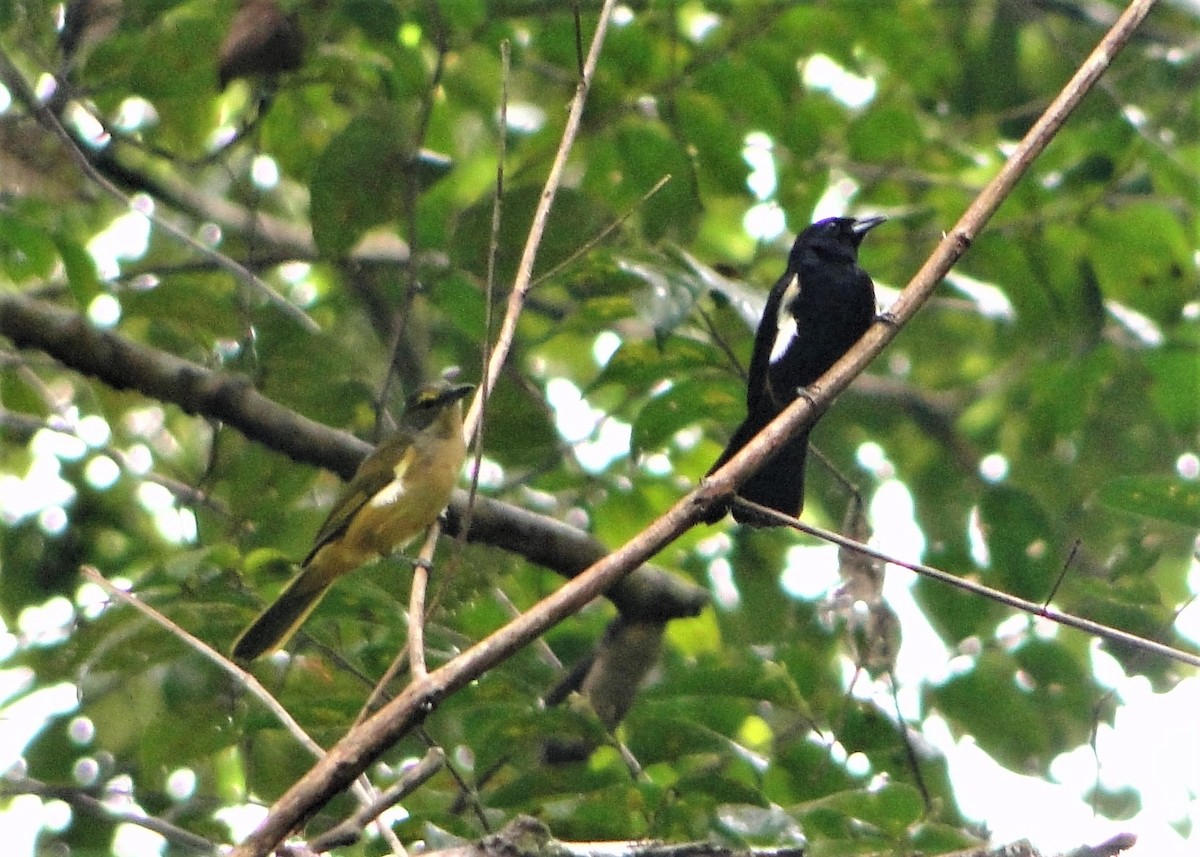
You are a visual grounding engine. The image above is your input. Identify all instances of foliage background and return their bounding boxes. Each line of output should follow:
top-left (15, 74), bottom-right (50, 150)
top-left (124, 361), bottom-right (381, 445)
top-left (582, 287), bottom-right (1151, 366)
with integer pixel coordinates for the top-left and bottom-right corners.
top-left (1, 0), bottom-right (1198, 855)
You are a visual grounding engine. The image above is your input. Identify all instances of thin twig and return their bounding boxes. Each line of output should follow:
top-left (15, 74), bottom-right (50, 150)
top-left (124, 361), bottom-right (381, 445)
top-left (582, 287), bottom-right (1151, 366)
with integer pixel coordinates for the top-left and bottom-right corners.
top-left (378, 7), bottom-right (453, 418)
top-left (463, 0), bottom-right (620, 441)
top-left (889, 678), bottom-right (932, 814)
top-left (0, 775), bottom-right (217, 854)
top-left (694, 302), bottom-right (747, 382)
top-left (307, 748), bottom-right (445, 853)
top-left (731, 498), bottom-right (1200, 669)
top-left (408, 527), bottom-right (441, 681)
top-left (79, 566), bottom-right (386, 819)
top-left (460, 38), bottom-right (511, 541)
top-left (0, 48), bottom-right (319, 334)
top-left (421, 724), bottom-right (493, 833)
top-left (80, 566), bottom-right (327, 758)
top-left (1045, 537), bottom-right (1082, 606)
top-left (355, 645), bottom-right (408, 728)
top-left (527, 174), bottom-right (673, 290)
top-left (493, 585), bottom-right (562, 672)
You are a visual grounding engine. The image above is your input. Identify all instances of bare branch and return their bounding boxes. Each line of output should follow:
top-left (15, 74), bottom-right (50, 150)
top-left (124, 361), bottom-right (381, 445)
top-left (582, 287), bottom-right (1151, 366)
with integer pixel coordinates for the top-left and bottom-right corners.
top-left (733, 499), bottom-right (1200, 669)
top-left (79, 567), bottom-right (326, 760)
top-left (307, 748), bottom-right (445, 853)
top-left (463, 0), bottom-right (620, 439)
top-left (0, 774), bottom-right (217, 854)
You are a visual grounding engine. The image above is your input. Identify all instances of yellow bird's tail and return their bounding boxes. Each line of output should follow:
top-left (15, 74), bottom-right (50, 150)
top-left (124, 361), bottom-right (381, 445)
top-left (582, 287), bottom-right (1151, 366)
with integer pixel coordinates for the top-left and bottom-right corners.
top-left (231, 562), bottom-right (334, 662)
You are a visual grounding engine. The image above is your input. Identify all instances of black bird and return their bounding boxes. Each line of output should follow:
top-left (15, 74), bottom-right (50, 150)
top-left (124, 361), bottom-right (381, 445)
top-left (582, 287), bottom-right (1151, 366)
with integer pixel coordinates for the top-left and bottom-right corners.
top-left (704, 215), bottom-right (885, 526)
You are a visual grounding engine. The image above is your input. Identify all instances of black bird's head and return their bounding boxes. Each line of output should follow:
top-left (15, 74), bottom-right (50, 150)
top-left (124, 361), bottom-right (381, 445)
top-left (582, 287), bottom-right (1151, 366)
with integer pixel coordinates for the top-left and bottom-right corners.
top-left (788, 215), bottom-right (886, 269)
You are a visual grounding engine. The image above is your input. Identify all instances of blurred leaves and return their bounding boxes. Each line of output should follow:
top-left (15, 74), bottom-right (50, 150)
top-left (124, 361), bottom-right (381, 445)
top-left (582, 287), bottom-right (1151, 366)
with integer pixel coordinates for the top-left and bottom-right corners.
top-left (310, 109), bottom-right (416, 257)
top-left (1099, 477), bottom-right (1200, 529)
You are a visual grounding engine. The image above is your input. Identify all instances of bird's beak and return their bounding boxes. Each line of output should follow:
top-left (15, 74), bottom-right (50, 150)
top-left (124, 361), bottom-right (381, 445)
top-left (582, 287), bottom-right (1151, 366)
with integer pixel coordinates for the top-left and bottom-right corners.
top-left (442, 384), bottom-right (475, 404)
top-left (851, 215), bottom-right (887, 236)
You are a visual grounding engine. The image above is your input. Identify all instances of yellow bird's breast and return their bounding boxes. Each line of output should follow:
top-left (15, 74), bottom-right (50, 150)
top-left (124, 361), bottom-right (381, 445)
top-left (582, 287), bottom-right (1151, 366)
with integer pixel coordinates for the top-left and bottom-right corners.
top-left (343, 431), bottom-right (465, 556)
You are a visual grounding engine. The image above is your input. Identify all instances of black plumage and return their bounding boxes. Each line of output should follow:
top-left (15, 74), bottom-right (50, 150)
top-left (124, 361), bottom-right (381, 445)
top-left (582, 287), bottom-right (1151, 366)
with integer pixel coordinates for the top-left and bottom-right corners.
top-left (705, 215), bottom-right (885, 526)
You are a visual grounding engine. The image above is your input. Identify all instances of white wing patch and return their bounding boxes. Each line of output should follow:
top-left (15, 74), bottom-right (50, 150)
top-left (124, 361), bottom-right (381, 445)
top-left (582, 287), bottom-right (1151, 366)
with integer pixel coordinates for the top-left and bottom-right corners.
top-left (768, 274), bottom-right (801, 365)
top-left (369, 480), bottom-right (406, 508)
top-left (369, 457), bottom-right (411, 508)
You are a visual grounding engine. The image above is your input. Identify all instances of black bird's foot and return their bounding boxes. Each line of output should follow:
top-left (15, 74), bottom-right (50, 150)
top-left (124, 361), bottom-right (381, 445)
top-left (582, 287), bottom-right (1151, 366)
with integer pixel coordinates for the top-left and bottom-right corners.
top-left (875, 310), bottom-right (901, 329)
top-left (794, 385), bottom-right (819, 409)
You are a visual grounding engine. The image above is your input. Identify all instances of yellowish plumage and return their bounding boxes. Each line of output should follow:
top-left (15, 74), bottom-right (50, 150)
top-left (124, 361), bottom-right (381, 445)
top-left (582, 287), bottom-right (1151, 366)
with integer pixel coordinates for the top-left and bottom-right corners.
top-left (231, 380), bottom-right (472, 661)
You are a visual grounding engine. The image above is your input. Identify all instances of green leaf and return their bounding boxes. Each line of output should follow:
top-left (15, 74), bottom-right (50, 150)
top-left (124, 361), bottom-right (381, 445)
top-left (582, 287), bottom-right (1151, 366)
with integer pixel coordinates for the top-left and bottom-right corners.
top-left (613, 120), bottom-right (700, 242)
top-left (632, 377), bottom-right (738, 455)
top-left (0, 212), bottom-right (58, 282)
top-left (675, 92), bottom-right (751, 195)
top-left (310, 110), bottom-right (414, 257)
top-left (647, 652), bottom-right (803, 707)
top-left (1088, 203), bottom-right (1193, 323)
top-left (1098, 477), bottom-right (1200, 528)
top-left (592, 337), bottom-right (724, 395)
top-left (55, 236), bottom-right (102, 307)
top-left (927, 649), bottom-right (1050, 771)
top-left (819, 783), bottom-right (926, 838)
top-left (977, 486), bottom-right (1060, 601)
top-left (1145, 345), bottom-right (1200, 434)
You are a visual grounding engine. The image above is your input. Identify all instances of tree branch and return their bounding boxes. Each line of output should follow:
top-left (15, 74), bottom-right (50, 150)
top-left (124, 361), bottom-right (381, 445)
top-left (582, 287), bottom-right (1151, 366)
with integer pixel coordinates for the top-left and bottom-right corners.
top-left (463, 0), bottom-right (619, 439)
top-left (0, 775), bottom-right (217, 854)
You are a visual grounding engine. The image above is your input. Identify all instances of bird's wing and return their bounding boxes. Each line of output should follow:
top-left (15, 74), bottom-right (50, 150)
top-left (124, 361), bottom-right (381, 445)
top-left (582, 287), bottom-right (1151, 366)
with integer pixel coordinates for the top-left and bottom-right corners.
top-left (747, 267), bottom-right (801, 412)
top-left (301, 435), bottom-right (416, 565)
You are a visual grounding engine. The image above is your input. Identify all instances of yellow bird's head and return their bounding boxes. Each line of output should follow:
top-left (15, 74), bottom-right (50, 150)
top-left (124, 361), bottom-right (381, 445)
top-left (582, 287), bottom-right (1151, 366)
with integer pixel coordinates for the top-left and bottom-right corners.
top-left (400, 380), bottom-right (475, 433)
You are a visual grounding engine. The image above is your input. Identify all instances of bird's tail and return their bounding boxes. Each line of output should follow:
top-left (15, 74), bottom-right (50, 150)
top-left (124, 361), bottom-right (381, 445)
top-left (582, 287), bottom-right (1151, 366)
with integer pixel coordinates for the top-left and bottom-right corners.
top-left (701, 417), bottom-right (758, 524)
top-left (733, 429), bottom-right (809, 526)
top-left (231, 562), bottom-right (333, 661)
top-left (706, 416), bottom-right (811, 525)
top-left (704, 413), bottom-right (810, 527)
